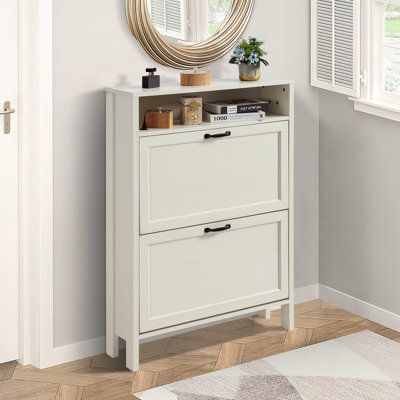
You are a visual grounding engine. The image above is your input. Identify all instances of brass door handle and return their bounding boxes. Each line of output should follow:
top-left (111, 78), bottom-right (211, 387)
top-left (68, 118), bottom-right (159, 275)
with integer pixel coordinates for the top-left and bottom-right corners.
top-left (0, 109), bottom-right (15, 115)
top-left (1, 101), bottom-right (15, 134)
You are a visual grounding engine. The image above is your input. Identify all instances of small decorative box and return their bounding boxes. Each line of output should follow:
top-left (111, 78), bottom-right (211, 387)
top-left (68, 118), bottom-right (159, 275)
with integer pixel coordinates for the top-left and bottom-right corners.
top-left (142, 68), bottom-right (160, 89)
top-left (180, 97), bottom-right (203, 125)
top-left (145, 107), bottom-right (174, 129)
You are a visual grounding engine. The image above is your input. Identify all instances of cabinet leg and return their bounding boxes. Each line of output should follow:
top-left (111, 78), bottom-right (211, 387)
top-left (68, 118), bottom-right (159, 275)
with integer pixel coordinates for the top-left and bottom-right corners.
top-left (257, 309), bottom-right (271, 320)
top-left (281, 303), bottom-right (295, 331)
top-left (126, 339), bottom-right (140, 372)
top-left (106, 335), bottom-right (119, 358)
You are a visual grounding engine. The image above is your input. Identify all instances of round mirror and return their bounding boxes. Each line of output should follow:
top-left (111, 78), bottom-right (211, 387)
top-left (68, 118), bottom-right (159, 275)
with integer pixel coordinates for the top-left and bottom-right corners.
top-left (126, 0), bottom-right (255, 69)
top-left (146, 0), bottom-right (232, 46)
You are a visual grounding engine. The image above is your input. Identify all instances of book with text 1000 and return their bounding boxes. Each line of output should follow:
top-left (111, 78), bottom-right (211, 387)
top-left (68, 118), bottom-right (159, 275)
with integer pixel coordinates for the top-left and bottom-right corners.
top-left (203, 110), bottom-right (265, 123)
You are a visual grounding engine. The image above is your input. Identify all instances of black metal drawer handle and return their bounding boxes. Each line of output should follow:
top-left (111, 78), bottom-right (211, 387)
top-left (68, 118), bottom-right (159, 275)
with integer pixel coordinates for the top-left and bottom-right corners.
top-left (204, 224), bottom-right (231, 234)
top-left (204, 131), bottom-right (231, 139)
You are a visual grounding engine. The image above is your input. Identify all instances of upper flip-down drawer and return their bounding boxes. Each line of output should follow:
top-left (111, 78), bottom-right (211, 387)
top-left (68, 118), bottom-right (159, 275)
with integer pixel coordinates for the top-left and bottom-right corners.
top-left (140, 121), bottom-right (289, 234)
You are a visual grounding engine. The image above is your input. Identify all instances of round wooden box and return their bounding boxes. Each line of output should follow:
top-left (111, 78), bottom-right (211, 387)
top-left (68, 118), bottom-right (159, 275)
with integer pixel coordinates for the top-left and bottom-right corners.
top-left (180, 70), bottom-right (211, 86)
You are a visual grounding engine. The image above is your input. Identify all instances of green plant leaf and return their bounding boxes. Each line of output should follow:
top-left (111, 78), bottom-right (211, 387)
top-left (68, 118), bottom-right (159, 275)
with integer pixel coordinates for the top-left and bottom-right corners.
top-left (229, 36), bottom-right (269, 66)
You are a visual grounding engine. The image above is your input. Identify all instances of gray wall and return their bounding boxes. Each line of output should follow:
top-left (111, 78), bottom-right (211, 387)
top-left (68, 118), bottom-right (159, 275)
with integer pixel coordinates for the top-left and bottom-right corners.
top-left (320, 90), bottom-right (400, 315)
top-left (53, 0), bottom-right (319, 347)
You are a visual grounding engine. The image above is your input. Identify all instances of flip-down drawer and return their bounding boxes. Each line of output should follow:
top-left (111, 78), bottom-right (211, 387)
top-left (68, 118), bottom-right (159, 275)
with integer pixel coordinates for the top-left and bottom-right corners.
top-left (140, 121), bottom-right (289, 234)
top-left (140, 211), bottom-right (289, 333)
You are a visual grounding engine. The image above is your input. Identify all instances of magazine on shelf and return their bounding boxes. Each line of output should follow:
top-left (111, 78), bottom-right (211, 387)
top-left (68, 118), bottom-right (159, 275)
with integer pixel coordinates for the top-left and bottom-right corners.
top-left (203, 110), bottom-right (266, 123)
top-left (203, 99), bottom-right (268, 115)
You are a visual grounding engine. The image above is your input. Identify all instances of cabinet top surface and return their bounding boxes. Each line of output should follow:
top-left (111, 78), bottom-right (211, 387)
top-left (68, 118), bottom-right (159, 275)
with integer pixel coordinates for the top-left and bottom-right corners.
top-left (106, 78), bottom-right (294, 98)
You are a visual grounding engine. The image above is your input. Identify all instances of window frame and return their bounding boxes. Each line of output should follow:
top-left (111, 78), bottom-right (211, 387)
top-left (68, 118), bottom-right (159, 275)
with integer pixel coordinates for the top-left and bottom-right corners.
top-left (185, 0), bottom-right (208, 44)
top-left (351, 0), bottom-right (400, 121)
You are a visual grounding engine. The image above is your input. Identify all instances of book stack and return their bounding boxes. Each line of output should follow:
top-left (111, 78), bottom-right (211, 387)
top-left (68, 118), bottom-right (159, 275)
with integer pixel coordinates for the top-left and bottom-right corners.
top-left (203, 99), bottom-right (268, 123)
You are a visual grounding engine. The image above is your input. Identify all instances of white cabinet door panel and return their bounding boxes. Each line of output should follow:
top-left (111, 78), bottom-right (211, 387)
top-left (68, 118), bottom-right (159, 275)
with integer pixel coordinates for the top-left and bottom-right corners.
top-left (140, 212), bottom-right (288, 332)
top-left (140, 122), bottom-right (289, 234)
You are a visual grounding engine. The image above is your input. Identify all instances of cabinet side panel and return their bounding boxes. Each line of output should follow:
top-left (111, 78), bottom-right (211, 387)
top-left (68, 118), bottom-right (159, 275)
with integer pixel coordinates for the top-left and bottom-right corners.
top-left (282, 83), bottom-right (295, 329)
top-left (260, 85), bottom-right (291, 116)
top-left (113, 93), bottom-right (135, 340)
top-left (106, 92), bottom-right (118, 356)
top-left (289, 83), bottom-right (295, 302)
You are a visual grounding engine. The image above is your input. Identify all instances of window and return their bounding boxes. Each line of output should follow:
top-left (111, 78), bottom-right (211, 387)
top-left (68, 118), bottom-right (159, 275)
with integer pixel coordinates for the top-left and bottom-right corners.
top-left (371, 1), bottom-right (400, 104)
top-left (311, 0), bottom-right (400, 121)
top-left (207, 0), bottom-right (231, 36)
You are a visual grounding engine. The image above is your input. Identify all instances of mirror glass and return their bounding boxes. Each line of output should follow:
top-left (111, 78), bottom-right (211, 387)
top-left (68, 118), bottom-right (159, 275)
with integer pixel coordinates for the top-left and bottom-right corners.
top-left (146, 0), bottom-right (232, 45)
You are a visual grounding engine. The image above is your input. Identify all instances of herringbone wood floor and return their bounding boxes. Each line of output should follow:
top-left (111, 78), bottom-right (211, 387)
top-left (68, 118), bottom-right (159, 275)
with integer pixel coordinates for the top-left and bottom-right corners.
top-left (1, 300), bottom-right (399, 400)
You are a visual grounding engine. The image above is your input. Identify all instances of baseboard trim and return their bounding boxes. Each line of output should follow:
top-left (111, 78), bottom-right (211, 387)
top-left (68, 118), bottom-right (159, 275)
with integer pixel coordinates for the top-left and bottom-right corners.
top-left (294, 284), bottom-right (319, 304)
top-left (43, 285), bottom-right (399, 368)
top-left (51, 336), bottom-right (105, 367)
top-left (45, 284), bottom-right (319, 367)
top-left (319, 284), bottom-right (400, 332)
top-left (45, 285), bottom-right (400, 367)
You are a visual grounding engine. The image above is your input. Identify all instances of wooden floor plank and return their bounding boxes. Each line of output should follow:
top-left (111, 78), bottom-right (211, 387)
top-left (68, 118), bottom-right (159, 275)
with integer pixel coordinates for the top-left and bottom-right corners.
top-left (139, 339), bottom-right (170, 361)
top-left (295, 316), bottom-right (341, 329)
top-left (44, 359), bottom-right (92, 375)
top-left (82, 380), bottom-right (132, 400)
top-left (228, 324), bottom-right (287, 345)
top-left (310, 318), bottom-right (386, 344)
top-left (302, 308), bottom-right (365, 322)
top-left (320, 301), bottom-right (340, 310)
top-left (176, 328), bottom-right (241, 343)
top-left (140, 353), bottom-right (216, 373)
top-left (130, 371), bottom-right (159, 394)
top-left (91, 352), bottom-right (127, 370)
top-left (378, 327), bottom-right (400, 341)
top-left (55, 385), bottom-right (84, 400)
top-left (295, 300), bottom-right (322, 315)
top-left (156, 362), bottom-right (215, 387)
top-left (165, 337), bottom-right (216, 355)
top-left (0, 379), bottom-right (59, 400)
top-left (183, 342), bottom-right (222, 358)
top-left (214, 343), bottom-right (246, 370)
top-left (13, 366), bottom-right (107, 387)
top-left (68, 367), bottom-right (135, 382)
top-left (242, 330), bottom-right (287, 363)
top-left (0, 362), bottom-right (17, 382)
top-left (204, 317), bottom-right (254, 333)
top-left (284, 328), bottom-right (314, 349)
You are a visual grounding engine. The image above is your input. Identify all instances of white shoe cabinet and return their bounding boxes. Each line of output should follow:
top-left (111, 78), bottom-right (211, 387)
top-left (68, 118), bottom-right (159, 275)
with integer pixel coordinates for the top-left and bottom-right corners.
top-left (106, 79), bottom-right (295, 371)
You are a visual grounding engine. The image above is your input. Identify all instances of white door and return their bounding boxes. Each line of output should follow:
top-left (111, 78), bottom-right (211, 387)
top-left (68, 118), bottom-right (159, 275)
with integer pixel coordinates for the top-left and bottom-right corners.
top-left (0, 0), bottom-right (19, 363)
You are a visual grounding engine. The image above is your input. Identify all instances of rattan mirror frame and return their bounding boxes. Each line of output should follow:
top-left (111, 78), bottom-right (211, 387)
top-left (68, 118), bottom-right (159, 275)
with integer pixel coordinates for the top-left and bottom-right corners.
top-left (126, 0), bottom-right (255, 69)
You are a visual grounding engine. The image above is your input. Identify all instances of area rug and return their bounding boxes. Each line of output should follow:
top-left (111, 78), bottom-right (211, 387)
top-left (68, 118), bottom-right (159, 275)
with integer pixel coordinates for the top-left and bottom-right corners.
top-left (134, 331), bottom-right (400, 399)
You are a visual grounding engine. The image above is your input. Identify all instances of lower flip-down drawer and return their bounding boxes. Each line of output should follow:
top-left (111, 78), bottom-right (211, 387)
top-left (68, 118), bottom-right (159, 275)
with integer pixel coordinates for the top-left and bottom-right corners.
top-left (140, 211), bottom-right (289, 333)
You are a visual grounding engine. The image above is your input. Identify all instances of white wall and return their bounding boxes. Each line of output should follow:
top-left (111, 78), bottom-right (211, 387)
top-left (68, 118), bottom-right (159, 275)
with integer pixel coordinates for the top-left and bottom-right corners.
top-left (320, 91), bottom-right (400, 315)
top-left (53, 0), bottom-right (319, 347)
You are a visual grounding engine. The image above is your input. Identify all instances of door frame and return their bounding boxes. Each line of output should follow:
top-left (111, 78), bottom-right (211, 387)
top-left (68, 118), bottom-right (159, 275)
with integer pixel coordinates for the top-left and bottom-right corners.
top-left (18, 0), bottom-right (54, 367)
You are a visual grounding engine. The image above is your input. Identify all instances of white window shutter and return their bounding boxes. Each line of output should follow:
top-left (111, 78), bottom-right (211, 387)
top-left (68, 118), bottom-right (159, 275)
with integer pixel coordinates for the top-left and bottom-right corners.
top-left (311, 0), bottom-right (361, 97)
top-left (147, 0), bottom-right (186, 41)
top-left (148, 0), bottom-right (166, 31)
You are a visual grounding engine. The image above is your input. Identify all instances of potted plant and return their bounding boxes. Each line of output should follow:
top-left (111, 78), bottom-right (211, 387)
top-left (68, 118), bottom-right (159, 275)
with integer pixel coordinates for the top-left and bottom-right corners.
top-left (229, 37), bottom-right (269, 81)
